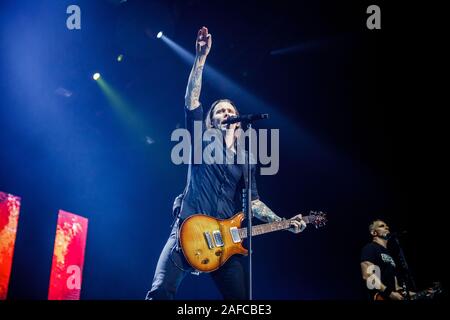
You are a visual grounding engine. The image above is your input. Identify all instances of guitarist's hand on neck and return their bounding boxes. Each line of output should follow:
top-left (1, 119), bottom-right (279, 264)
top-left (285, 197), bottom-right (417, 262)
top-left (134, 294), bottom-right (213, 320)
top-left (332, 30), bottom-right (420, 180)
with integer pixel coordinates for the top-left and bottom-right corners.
top-left (389, 291), bottom-right (404, 300)
top-left (251, 200), bottom-right (307, 234)
top-left (288, 214), bottom-right (307, 234)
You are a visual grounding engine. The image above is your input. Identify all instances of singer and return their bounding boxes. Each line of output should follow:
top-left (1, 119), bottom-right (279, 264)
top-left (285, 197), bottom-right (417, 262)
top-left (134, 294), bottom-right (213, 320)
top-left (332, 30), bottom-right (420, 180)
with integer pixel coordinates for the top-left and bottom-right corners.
top-left (360, 220), bottom-right (417, 300)
top-left (145, 26), bottom-right (307, 300)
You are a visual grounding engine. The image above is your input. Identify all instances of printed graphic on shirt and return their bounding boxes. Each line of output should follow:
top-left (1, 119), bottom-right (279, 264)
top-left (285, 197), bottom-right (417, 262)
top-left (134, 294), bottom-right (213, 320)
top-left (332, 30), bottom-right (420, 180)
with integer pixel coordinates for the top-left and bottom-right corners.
top-left (381, 253), bottom-right (396, 267)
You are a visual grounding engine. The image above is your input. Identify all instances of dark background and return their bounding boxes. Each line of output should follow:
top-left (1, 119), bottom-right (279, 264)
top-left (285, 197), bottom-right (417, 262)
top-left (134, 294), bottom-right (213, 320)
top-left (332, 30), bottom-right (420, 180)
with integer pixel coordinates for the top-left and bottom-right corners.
top-left (0, 0), bottom-right (445, 299)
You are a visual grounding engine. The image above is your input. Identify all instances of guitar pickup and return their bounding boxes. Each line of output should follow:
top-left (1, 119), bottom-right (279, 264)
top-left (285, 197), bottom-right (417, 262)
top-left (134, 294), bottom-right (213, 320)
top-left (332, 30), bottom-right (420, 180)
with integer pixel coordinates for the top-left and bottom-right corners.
top-left (212, 230), bottom-right (224, 247)
top-left (230, 227), bottom-right (241, 243)
top-left (204, 232), bottom-right (214, 249)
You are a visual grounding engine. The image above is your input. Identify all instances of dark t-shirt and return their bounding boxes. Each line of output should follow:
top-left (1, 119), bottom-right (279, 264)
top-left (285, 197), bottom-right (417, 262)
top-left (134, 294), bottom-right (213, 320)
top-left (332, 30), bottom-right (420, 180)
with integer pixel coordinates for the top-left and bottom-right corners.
top-left (179, 105), bottom-right (259, 220)
top-left (360, 242), bottom-right (397, 300)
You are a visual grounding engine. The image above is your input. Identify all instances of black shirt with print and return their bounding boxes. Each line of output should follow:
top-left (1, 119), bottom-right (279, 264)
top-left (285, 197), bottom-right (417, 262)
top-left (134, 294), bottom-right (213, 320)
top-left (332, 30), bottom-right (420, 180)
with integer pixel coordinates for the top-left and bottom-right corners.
top-left (360, 242), bottom-right (397, 300)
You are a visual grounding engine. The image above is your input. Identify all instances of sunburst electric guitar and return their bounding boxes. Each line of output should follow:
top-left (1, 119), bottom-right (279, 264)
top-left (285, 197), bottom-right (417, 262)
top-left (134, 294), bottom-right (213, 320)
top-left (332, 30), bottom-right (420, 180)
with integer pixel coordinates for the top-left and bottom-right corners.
top-left (179, 211), bottom-right (327, 272)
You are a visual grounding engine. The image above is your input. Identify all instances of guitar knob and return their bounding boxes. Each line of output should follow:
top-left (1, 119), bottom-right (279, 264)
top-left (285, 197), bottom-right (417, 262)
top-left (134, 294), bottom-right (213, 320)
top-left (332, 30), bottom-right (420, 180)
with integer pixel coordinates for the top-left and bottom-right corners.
top-left (215, 250), bottom-right (222, 257)
top-left (201, 258), bottom-right (209, 264)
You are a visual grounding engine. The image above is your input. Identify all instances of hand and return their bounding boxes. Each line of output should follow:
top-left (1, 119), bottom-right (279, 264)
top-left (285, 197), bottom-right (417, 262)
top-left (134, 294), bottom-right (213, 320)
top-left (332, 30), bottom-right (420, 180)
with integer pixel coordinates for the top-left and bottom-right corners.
top-left (196, 26), bottom-right (212, 58)
top-left (389, 291), bottom-right (404, 300)
top-left (288, 214), bottom-right (307, 234)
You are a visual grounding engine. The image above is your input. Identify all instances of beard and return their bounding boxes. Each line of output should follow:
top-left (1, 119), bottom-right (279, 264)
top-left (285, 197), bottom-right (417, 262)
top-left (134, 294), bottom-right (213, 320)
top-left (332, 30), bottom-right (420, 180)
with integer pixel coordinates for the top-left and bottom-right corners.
top-left (380, 232), bottom-right (391, 240)
top-left (215, 120), bottom-right (234, 131)
top-left (218, 123), bottom-right (229, 131)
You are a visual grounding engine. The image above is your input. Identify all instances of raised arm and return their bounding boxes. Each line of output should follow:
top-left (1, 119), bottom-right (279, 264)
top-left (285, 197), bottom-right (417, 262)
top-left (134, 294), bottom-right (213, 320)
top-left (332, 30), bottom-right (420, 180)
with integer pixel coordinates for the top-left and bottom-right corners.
top-left (185, 26), bottom-right (212, 110)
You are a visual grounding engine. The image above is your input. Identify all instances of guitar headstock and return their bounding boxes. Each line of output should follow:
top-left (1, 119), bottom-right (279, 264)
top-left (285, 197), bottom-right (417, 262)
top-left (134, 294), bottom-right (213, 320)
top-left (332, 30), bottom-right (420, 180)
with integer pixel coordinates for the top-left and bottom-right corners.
top-left (308, 211), bottom-right (327, 228)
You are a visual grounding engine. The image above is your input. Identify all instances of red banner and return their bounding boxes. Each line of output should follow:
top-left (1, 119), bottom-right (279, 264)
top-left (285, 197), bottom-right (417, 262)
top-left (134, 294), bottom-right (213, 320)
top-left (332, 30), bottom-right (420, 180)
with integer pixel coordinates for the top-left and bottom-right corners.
top-left (0, 192), bottom-right (21, 300)
top-left (48, 210), bottom-right (88, 300)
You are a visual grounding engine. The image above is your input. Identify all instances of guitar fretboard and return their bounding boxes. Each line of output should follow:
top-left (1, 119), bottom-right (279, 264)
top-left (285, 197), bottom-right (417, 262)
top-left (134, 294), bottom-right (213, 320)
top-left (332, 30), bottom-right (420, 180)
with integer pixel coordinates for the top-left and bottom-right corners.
top-left (238, 215), bottom-right (314, 239)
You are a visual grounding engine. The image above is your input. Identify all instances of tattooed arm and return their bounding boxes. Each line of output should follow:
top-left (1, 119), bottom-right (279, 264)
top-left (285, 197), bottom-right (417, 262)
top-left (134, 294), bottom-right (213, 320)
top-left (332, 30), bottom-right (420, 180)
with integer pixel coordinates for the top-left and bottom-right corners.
top-left (251, 199), bottom-right (282, 223)
top-left (185, 58), bottom-right (204, 110)
top-left (251, 199), bottom-right (307, 234)
top-left (185, 26), bottom-right (212, 110)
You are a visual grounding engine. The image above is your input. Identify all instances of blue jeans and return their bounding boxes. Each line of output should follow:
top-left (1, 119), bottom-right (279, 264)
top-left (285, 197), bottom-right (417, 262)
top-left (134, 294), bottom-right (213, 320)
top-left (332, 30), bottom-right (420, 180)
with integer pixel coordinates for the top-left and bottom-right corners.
top-left (145, 221), bottom-right (248, 300)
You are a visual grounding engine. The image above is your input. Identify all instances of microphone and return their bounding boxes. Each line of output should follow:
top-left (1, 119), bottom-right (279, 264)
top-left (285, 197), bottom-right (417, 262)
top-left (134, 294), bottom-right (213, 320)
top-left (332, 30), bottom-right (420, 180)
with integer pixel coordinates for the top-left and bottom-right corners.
top-left (389, 230), bottom-right (407, 237)
top-left (385, 230), bottom-right (407, 240)
top-left (221, 113), bottom-right (269, 125)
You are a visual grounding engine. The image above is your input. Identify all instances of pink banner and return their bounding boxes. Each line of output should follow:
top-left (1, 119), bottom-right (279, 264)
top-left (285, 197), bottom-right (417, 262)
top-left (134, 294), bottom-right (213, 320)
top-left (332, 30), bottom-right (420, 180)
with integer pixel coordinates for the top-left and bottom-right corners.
top-left (48, 210), bottom-right (88, 300)
top-left (0, 191), bottom-right (21, 300)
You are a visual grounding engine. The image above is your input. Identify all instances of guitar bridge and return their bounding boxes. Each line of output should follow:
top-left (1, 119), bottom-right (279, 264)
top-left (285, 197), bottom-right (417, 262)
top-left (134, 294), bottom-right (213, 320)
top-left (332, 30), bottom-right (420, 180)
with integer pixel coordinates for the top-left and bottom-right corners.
top-left (230, 227), bottom-right (241, 243)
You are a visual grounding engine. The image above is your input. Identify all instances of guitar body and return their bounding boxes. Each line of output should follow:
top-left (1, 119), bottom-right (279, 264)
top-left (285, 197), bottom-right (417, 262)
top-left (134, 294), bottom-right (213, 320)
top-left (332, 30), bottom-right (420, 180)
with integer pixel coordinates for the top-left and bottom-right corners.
top-left (373, 292), bottom-right (385, 301)
top-left (179, 213), bottom-right (248, 272)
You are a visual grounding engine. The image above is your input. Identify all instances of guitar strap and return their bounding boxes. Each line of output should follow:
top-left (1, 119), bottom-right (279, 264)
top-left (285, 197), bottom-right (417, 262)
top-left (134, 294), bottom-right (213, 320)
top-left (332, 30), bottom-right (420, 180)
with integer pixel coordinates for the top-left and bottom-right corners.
top-left (171, 155), bottom-right (192, 222)
top-left (170, 159), bottom-right (191, 257)
top-left (169, 162), bottom-right (200, 275)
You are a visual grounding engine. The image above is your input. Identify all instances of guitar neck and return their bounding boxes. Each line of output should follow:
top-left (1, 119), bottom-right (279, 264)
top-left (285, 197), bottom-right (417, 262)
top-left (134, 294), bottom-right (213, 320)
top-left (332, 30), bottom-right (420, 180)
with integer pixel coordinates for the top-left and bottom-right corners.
top-left (238, 215), bottom-right (315, 239)
top-left (410, 288), bottom-right (436, 300)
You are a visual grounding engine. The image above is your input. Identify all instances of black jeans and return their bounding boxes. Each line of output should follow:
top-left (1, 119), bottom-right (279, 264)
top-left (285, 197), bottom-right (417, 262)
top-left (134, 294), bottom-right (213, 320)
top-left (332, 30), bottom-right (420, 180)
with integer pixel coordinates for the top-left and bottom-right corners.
top-left (145, 221), bottom-right (248, 300)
